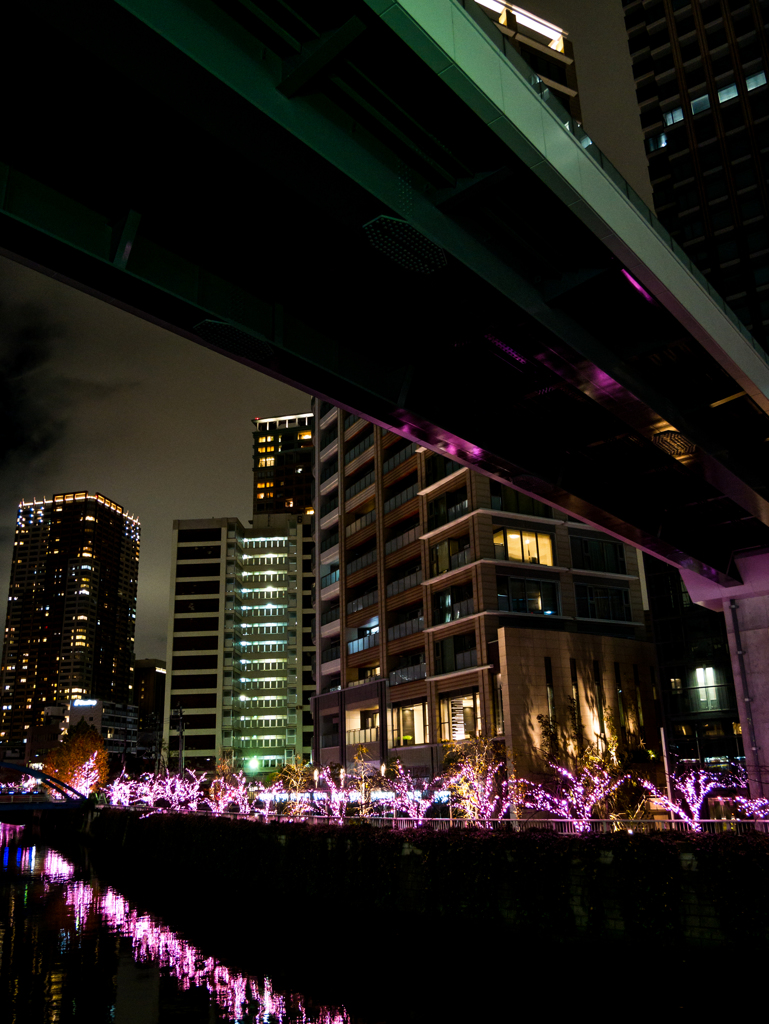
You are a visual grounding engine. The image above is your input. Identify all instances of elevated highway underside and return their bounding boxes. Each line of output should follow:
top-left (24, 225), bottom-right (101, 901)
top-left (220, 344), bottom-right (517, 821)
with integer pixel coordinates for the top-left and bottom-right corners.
top-left (2, 0), bottom-right (769, 586)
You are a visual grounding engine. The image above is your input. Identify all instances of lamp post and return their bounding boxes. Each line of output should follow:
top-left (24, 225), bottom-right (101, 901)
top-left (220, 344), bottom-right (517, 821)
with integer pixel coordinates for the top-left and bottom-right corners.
top-left (172, 704), bottom-right (186, 775)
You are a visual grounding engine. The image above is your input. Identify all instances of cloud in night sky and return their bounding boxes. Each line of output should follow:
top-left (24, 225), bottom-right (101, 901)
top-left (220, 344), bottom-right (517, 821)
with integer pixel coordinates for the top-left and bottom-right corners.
top-left (0, 255), bottom-right (308, 662)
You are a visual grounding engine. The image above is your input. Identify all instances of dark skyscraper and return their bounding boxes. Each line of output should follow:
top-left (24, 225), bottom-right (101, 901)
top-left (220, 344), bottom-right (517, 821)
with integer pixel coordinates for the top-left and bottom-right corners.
top-left (0, 492), bottom-right (140, 747)
top-left (624, 0), bottom-right (769, 348)
top-left (252, 413), bottom-right (314, 516)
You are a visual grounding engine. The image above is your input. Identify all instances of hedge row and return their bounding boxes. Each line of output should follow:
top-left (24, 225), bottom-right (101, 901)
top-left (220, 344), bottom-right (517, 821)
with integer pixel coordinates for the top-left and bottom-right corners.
top-left (70, 811), bottom-right (769, 949)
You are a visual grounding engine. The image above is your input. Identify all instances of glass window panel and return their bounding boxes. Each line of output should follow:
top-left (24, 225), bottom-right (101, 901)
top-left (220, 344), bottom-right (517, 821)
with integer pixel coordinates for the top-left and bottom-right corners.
top-left (493, 530), bottom-right (505, 560)
top-left (536, 532), bottom-right (554, 566)
top-left (540, 581), bottom-right (559, 615)
top-left (522, 531), bottom-right (539, 563)
top-left (526, 581), bottom-right (543, 614)
top-left (508, 579), bottom-right (527, 613)
top-left (506, 530), bottom-right (523, 562)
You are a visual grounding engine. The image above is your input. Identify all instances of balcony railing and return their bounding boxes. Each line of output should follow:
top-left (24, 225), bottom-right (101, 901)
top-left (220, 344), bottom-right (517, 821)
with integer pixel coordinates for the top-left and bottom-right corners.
top-left (382, 441), bottom-right (417, 475)
top-left (347, 632), bottom-right (380, 654)
top-left (347, 590), bottom-right (378, 614)
top-left (321, 646), bottom-right (341, 663)
top-left (385, 525), bottom-right (421, 555)
top-left (345, 471), bottom-right (375, 500)
top-left (346, 548), bottom-right (377, 575)
top-left (383, 482), bottom-right (418, 513)
top-left (321, 606), bottom-right (341, 625)
top-left (434, 599), bottom-right (475, 625)
top-left (321, 733), bottom-right (340, 748)
top-left (320, 426), bottom-right (338, 449)
top-left (346, 727), bottom-right (379, 746)
top-left (320, 569), bottom-right (340, 589)
top-left (452, 649), bottom-right (478, 671)
top-left (448, 499), bottom-right (469, 522)
top-left (388, 663), bottom-right (427, 685)
top-left (320, 461), bottom-right (339, 483)
top-left (320, 496), bottom-right (339, 518)
top-left (387, 615), bottom-right (424, 641)
top-left (449, 549), bottom-right (471, 572)
top-left (386, 569), bottom-right (423, 597)
top-left (344, 432), bottom-right (374, 464)
top-left (320, 532), bottom-right (339, 553)
top-left (669, 687), bottom-right (736, 715)
top-left (346, 509), bottom-right (376, 537)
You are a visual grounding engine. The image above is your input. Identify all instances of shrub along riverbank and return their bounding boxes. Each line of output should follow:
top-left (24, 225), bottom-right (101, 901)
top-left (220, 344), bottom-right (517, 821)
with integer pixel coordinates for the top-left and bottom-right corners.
top-left (39, 808), bottom-right (769, 949)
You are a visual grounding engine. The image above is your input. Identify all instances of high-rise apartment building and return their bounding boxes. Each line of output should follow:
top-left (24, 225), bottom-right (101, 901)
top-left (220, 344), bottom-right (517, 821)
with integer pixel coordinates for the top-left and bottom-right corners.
top-left (311, 403), bottom-right (661, 779)
top-left (624, 0), bottom-right (769, 348)
top-left (0, 492), bottom-right (140, 748)
top-left (164, 413), bottom-right (316, 776)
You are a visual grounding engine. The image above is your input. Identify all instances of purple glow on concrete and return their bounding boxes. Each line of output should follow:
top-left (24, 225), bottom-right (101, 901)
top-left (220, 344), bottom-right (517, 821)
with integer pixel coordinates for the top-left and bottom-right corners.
top-left (486, 334), bottom-right (526, 364)
top-left (621, 269), bottom-right (654, 303)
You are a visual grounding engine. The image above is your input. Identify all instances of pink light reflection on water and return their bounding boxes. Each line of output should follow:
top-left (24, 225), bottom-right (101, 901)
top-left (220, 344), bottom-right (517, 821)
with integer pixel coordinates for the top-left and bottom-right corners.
top-left (56, 873), bottom-right (349, 1023)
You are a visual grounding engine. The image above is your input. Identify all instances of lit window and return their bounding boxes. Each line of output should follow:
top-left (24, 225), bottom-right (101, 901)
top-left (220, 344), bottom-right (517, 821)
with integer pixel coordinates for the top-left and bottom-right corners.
top-left (717, 83), bottom-right (738, 104)
top-left (746, 71), bottom-right (767, 92)
top-left (690, 94), bottom-right (711, 115)
top-left (389, 701), bottom-right (429, 747)
top-left (493, 528), bottom-right (554, 565)
top-left (258, 458), bottom-right (275, 468)
top-left (663, 107), bottom-right (684, 126)
top-left (298, 431), bottom-right (312, 440)
top-left (646, 132), bottom-right (667, 152)
top-left (439, 692), bottom-right (480, 742)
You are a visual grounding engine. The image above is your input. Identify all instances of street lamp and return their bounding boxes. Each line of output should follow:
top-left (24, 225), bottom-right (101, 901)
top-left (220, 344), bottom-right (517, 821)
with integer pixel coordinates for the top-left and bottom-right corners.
top-left (171, 704), bottom-right (186, 775)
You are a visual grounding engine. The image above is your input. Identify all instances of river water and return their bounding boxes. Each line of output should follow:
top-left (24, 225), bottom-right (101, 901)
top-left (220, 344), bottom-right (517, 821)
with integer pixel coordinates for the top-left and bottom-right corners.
top-left (0, 823), bottom-right (352, 1024)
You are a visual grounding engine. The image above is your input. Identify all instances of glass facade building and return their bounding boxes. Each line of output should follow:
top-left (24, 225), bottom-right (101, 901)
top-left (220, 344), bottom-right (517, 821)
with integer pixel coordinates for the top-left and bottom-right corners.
top-left (624, 0), bottom-right (769, 349)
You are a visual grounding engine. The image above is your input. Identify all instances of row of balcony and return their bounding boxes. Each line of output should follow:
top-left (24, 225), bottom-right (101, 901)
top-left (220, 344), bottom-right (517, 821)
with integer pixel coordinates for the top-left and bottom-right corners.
top-left (346, 547), bottom-right (377, 575)
top-left (386, 568), bottom-right (423, 597)
top-left (320, 726), bottom-right (380, 749)
top-left (347, 631), bottom-right (380, 655)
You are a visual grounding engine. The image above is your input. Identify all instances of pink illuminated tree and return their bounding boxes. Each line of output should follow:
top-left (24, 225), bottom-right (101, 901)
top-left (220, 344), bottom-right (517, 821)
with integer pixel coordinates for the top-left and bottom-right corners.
top-left (735, 795), bottom-right (769, 818)
top-left (522, 762), bottom-right (630, 829)
top-left (439, 737), bottom-right (519, 823)
top-left (104, 770), bottom-right (134, 807)
top-left (640, 766), bottom-right (739, 830)
top-left (382, 762), bottom-right (435, 820)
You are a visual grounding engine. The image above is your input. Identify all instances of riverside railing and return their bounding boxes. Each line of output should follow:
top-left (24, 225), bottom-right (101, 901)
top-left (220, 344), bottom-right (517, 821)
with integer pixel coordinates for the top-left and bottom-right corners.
top-left (109, 808), bottom-right (769, 834)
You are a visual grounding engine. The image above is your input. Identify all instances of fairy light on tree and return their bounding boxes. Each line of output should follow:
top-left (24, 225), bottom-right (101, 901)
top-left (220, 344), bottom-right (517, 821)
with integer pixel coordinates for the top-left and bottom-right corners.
top-left (44, 719), bottom-right (108, 795)
top-left (522, 762), bottom-right (630, 829)
top-left (640, 766), bottom-right (741, 830)
top-left (439, 737), bottom-right (519, 822)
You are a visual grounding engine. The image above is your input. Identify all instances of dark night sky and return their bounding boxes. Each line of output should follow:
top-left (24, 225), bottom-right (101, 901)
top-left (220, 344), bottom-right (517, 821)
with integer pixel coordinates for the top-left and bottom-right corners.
top-left (0, 255), bottom-right (308, 661)
top-left (0, 1), bottom-right (646, 668)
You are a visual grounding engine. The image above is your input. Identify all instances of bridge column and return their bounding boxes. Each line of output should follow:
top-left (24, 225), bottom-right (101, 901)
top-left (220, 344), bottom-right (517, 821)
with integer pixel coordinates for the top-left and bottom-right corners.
top-left (682, 552), bottom-right (769, 797)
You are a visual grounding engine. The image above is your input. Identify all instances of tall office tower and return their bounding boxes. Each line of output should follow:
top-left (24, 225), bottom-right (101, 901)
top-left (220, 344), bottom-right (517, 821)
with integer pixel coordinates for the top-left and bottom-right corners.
top-left (0, 492), bottom-right (140, 747)
top-left (311, 403), bottom-right (661, 779)
top-left (252, 413), bottom-right (314, 515)
top-left (164, 412), bottom-right (316, 777)
top-left (624, 0), bottom-right (769, 349)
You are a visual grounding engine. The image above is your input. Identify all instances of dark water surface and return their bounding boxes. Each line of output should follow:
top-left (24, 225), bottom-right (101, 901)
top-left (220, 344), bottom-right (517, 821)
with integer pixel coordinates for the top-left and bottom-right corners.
top-left (0, 824), bottom-right (352, 1024)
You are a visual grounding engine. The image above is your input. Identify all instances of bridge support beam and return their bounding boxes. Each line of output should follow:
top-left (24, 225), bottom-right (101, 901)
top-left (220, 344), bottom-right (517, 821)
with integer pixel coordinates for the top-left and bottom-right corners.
top-left (683, 551), bottom-right (769, 797)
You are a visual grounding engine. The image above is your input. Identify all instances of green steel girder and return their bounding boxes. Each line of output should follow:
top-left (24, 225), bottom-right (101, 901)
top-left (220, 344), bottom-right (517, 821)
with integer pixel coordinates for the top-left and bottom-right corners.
top-left (1, 0), bottom-right (769, 587)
